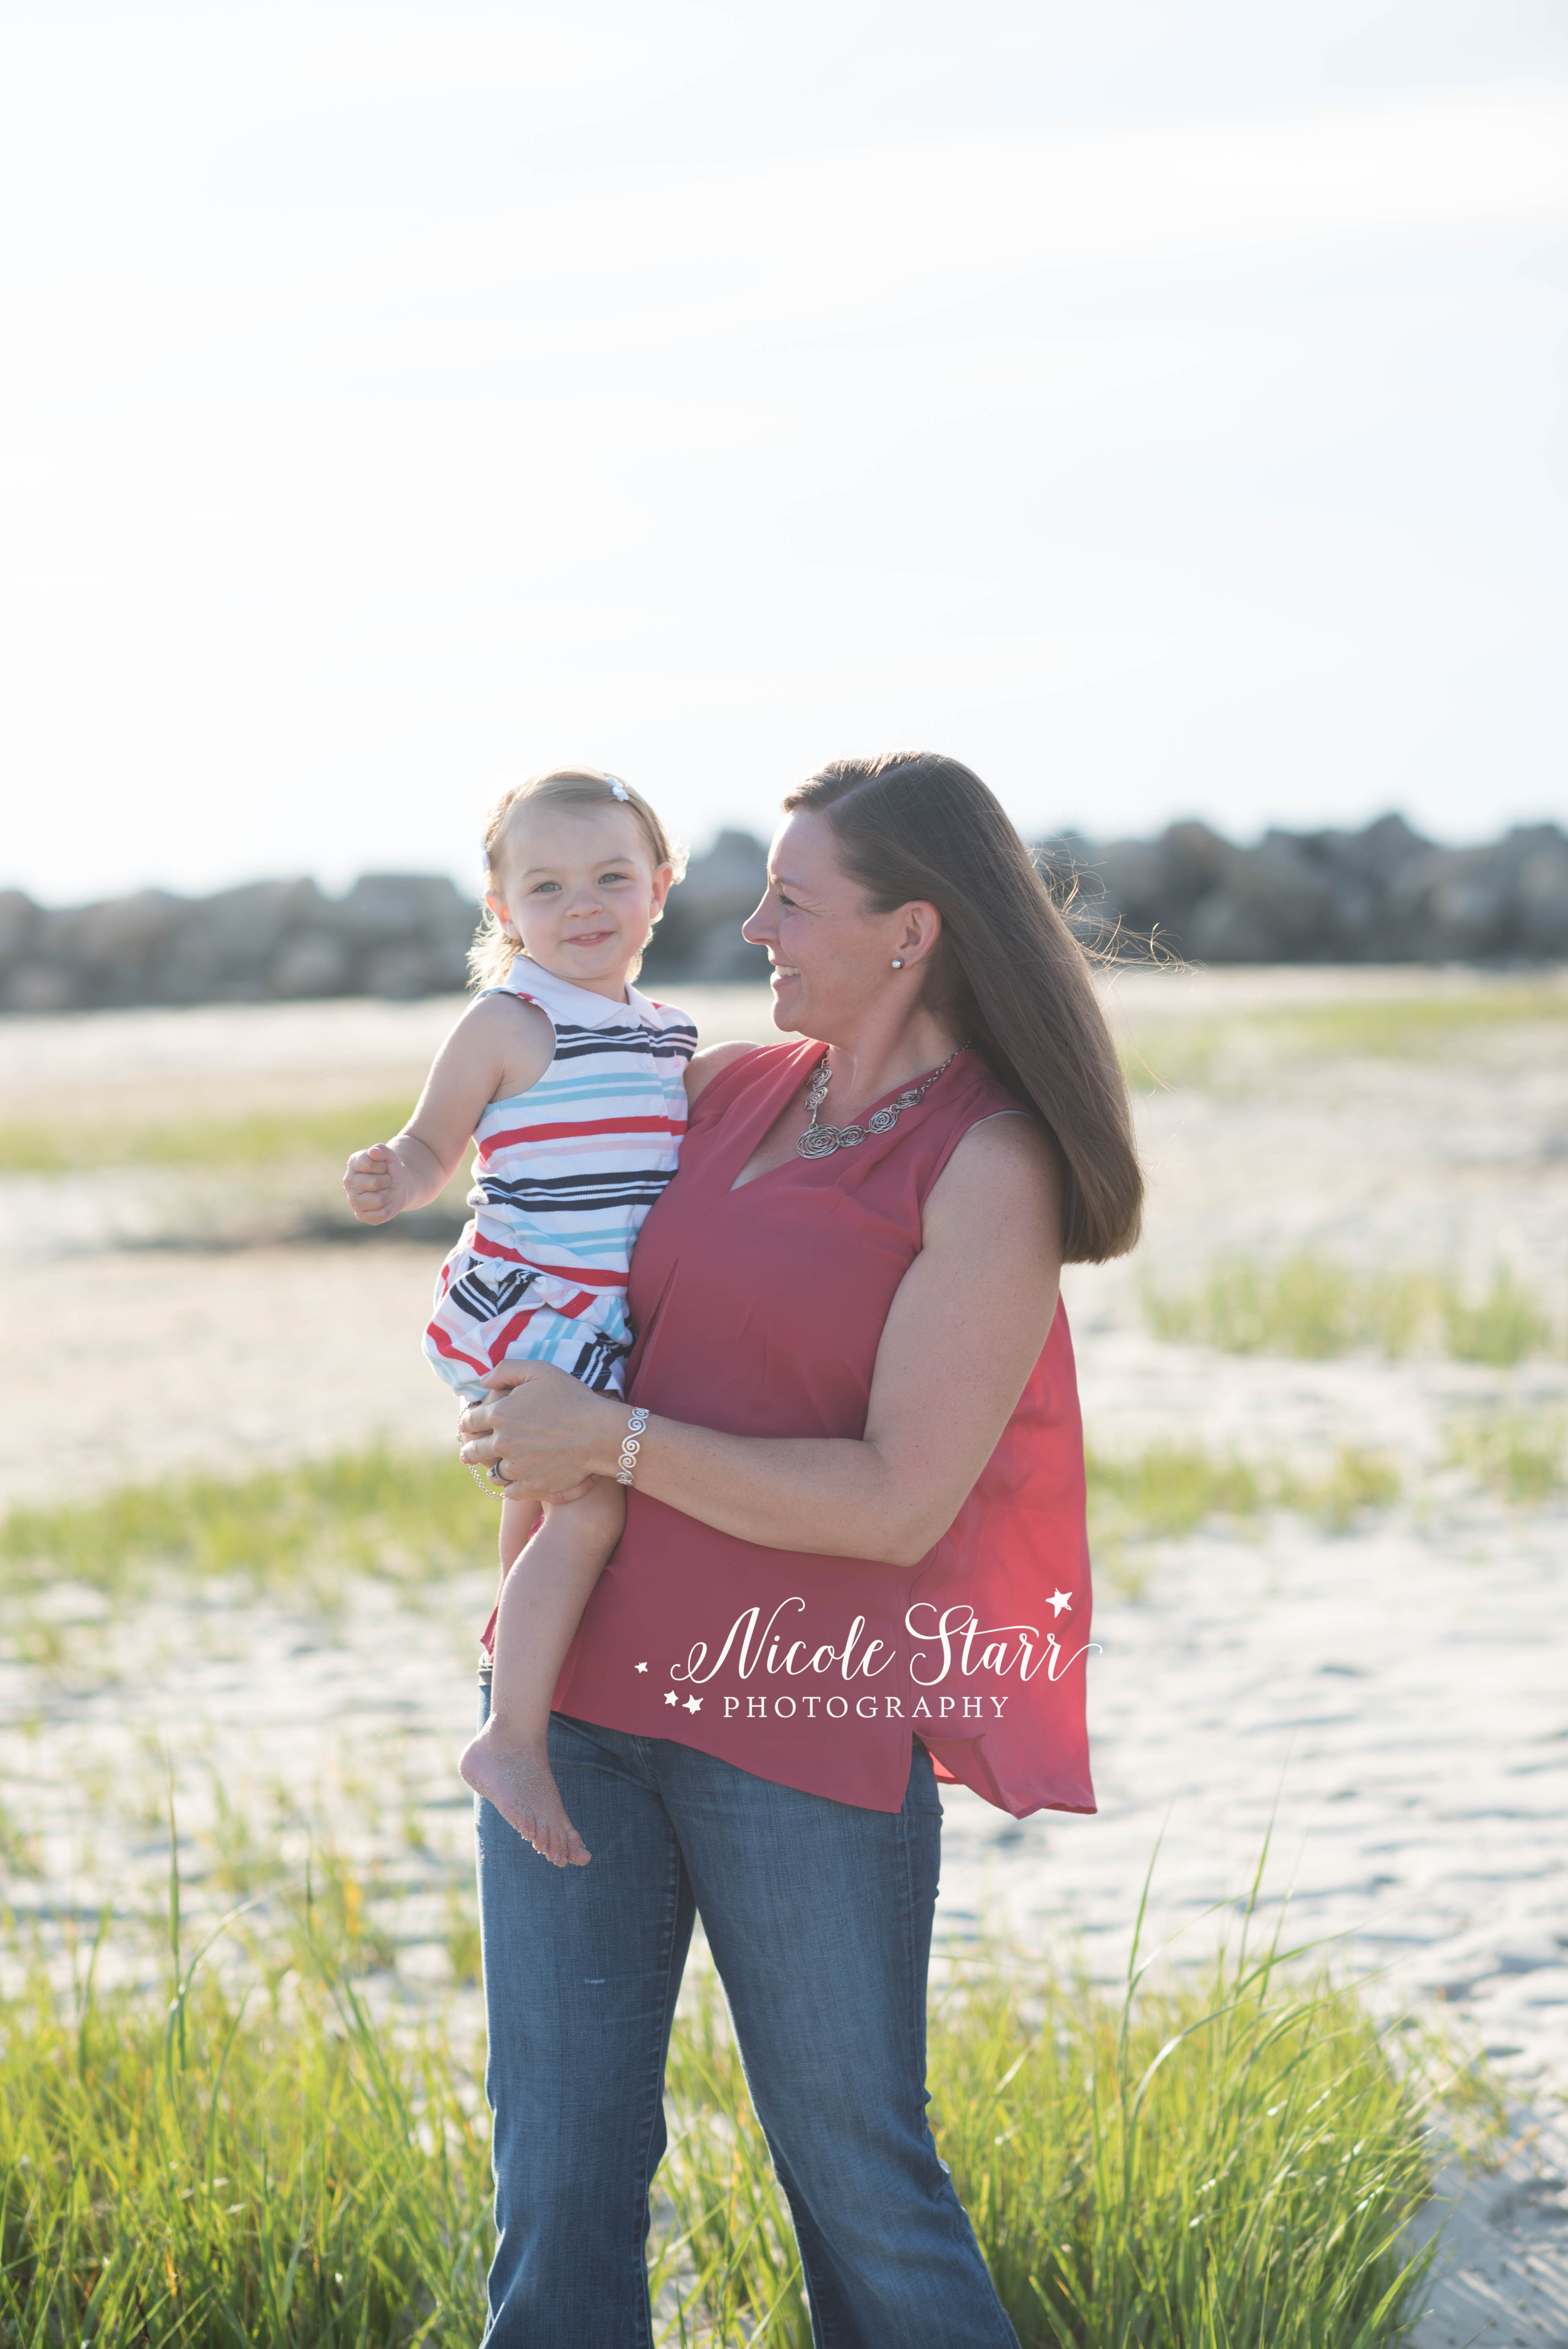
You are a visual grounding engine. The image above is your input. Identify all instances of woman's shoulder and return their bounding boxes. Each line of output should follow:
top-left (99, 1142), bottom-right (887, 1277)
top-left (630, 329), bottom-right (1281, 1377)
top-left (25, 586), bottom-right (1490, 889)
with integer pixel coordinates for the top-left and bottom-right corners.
top-left (684, 1037), bottom-right (807, 1119)
top-left (927, 1061), bottom-right (1062, 1238)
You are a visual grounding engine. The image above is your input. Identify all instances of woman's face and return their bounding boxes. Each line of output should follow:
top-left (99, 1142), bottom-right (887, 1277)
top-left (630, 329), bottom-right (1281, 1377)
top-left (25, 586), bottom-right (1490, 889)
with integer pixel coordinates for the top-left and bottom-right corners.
top-left (742, 810), bottom-right (928, 1037)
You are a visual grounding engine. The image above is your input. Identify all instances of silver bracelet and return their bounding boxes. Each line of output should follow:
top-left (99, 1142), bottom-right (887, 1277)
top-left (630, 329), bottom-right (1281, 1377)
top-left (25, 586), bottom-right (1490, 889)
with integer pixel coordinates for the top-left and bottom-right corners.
top-left (615, 1406), bottom-right (649, 1486)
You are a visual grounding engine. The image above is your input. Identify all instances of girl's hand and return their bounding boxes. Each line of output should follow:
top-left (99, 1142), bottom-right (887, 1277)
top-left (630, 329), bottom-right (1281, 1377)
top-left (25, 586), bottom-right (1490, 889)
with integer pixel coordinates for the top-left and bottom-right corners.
top-left (343, 1142), bottom-right (411, 1224)
top-left (458, 1361), bottom-right (622, 1497)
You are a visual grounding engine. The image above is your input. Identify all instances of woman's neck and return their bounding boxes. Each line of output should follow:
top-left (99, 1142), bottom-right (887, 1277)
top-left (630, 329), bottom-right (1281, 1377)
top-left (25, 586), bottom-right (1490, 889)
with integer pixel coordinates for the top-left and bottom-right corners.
top-left (815, 1008), bottom-right (965, 1127)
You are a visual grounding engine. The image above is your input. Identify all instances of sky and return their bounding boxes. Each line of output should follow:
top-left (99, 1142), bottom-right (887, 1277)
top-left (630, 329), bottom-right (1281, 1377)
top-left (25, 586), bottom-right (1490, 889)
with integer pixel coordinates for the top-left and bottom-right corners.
top-left (1, 0), bottom-right (1565, 906)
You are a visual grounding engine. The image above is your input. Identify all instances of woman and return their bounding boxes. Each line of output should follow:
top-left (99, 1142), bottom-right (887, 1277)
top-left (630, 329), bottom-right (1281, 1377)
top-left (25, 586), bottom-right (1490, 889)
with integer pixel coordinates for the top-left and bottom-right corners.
top-left (458, 751), bottom-right (1143, 2348)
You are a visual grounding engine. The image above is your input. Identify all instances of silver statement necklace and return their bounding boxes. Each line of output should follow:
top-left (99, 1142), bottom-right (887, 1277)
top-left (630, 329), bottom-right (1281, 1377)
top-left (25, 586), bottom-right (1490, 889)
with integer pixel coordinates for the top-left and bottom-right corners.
top-left (795, 1046), bottom-right (963, 1159)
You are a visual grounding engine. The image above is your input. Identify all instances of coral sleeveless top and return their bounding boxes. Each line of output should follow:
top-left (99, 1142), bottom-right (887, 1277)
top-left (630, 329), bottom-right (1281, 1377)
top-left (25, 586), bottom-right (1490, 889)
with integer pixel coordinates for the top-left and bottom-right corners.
top-left (548, 1039), bottom-right (1099, 1820)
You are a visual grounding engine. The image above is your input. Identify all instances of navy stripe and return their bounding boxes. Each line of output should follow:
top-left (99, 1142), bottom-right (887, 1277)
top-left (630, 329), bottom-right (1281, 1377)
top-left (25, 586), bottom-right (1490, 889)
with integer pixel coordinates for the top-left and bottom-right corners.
top-left (480, 1168), bottom-right (677, 1204)
top-left (547, 1032), bottom-right (695, 1064)
top-left (479, 1174), bottom-right (675, 1212)
top-left (479, 992), bottom-right (696, 1059)
top-left (548, 1019), bottom-right (697, 1041)
top-left (570, 1333), bottom-right (632, 1391)
top-left (449, 1266), bottom-right (539, 1322)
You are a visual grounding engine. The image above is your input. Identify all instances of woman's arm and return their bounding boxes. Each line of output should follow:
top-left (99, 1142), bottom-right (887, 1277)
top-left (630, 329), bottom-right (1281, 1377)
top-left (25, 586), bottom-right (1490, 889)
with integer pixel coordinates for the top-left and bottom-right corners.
top-left (462, 1112), bottom-right (1063, 1566)
top-left (343, 994), bottom-right (553, 1222)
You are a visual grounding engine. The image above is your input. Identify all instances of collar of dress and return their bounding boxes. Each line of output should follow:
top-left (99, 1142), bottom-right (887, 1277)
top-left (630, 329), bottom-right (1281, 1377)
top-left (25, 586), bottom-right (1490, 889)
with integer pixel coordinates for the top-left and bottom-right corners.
top-left (504, 956), bottom-right (652, 1029)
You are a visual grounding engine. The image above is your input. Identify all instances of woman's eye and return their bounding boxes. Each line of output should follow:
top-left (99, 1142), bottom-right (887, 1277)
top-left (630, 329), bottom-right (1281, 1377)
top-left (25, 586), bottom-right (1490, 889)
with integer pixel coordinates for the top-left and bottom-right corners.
top-left (778, 893), bottom-right (797, 910)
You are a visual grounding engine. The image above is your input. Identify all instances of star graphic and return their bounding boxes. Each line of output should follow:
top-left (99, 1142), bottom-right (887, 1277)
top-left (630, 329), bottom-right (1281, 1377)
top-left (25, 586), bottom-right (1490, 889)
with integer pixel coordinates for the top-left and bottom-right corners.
top-left (684, 1695), bottom-right (702, 1713)
top-left (1048, 1589), bottom-right (1073, 1616)
top-left (664, 1690), bottom-right (679, 1705)
top-left (634, 1661), bottom-right (648, 1673)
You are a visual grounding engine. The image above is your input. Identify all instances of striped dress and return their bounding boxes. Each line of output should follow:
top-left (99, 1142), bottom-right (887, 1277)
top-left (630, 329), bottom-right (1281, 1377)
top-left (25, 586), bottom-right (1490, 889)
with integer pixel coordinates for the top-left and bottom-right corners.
top-left (422, 958), bottom-right (697, 1403)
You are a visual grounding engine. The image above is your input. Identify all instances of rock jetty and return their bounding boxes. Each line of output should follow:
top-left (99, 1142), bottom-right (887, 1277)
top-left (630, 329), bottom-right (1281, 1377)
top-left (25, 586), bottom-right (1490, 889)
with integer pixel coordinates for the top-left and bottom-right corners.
top-left (1045, 814), bottom-right (1568, 964)
top-left (1, 815), bottom-right (1563, 1011)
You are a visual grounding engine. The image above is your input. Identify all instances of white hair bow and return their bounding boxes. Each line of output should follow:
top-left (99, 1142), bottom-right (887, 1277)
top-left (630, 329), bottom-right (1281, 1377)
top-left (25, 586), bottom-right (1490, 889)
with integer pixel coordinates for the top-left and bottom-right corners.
top-left (606, 775), bottom-right (630, 800)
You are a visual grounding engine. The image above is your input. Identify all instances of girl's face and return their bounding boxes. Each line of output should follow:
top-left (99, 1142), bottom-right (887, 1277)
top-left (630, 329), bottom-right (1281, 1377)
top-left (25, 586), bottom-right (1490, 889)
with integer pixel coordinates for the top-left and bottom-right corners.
top-left (741, 809), bottom-right (932, 1039)
top-left (488, 803), bottom-right (674, 1001)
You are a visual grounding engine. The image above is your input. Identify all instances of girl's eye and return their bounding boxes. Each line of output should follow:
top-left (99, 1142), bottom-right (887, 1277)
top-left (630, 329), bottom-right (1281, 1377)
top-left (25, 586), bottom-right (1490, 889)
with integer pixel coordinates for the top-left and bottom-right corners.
top-left (598, 870), bottom-right (630, 885)
top-left (529, 880), bottom-right (560, 894)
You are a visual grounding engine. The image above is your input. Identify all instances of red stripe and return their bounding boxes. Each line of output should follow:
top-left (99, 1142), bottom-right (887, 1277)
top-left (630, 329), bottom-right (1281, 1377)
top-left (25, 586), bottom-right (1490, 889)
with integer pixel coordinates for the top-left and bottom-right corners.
top-left (487, 1308), bottom-right (539, 1362)
top-left (469, 1232), bottom-right (627, 1289)
top-left (478, 1114), bottom-right (686, 1155)
top-left (470, 1233), bottom-right (526, 1261)
top-left (425, 1325), bottom-right (490, 1379)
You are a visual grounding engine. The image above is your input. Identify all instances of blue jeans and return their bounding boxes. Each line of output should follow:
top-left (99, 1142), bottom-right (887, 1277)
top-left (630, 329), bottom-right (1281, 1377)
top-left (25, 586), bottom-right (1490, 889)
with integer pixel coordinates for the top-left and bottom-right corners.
top-left (472, 1687), bottom-right (1019, 2349)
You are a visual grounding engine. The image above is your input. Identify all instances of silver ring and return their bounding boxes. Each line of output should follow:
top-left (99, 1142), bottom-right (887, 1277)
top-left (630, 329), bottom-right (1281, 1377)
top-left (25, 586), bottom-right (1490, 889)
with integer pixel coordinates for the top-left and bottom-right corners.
top-left (487, 1460), bottom-right (507, 1487)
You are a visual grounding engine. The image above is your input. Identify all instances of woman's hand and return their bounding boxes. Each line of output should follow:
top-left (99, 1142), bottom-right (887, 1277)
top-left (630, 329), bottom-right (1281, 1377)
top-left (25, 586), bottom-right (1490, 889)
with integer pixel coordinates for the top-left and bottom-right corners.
top-left (458, 1361), bottom-right (623, 1502)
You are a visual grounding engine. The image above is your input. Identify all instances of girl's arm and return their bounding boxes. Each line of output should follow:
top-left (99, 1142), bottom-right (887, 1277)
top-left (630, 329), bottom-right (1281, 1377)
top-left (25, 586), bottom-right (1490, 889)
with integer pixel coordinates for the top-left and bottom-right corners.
top-left (460, 1111), bottom-right (1062, 1566)
top-left (343, 994), bottom-right (553, 1224)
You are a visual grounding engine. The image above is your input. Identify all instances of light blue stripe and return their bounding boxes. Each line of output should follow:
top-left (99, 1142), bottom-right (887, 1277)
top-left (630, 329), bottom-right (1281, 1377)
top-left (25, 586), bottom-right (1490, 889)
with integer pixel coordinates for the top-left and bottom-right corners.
top-left (468, 1225), bottom-right (642, 1256)
top-left (480, 1076), bottom-right (682, 1116)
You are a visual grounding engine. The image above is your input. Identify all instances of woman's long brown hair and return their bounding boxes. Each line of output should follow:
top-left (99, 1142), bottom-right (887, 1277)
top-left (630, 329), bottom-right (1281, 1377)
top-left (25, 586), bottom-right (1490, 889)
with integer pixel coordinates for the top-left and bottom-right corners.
top-left (783, 751), bottom-right (1143, 1263)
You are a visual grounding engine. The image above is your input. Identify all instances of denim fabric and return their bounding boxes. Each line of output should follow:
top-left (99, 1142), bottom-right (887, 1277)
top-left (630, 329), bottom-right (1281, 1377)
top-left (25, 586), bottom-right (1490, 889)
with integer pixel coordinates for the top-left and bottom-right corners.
top-left (473, 1686), bottom-right (1020, 2349)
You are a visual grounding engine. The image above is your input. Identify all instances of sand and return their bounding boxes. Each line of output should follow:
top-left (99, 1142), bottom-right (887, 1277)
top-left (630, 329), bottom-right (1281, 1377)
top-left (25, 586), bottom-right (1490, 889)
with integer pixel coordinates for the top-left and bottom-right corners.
top-left (1, 973), bottom-right (1565, 2345)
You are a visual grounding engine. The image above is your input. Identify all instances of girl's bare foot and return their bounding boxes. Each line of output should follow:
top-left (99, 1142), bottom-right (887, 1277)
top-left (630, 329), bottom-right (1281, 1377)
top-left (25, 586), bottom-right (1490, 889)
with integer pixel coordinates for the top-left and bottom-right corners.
top-left (460, 1724), bottom-right (591, 1867)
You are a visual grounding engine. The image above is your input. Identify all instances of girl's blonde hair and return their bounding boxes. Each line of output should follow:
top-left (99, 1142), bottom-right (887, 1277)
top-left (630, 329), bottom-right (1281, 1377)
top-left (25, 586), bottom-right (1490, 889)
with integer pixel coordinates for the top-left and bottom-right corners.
top-left (468, 768), bottom-right (686, 991)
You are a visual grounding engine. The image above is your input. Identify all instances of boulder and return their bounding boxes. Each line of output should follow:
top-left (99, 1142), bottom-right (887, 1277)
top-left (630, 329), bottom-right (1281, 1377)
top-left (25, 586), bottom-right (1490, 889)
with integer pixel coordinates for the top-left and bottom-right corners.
top-left (1077, 840), bottom-right (1167, 941)
top-left (334, 874), bottom-right (481, 995)
top-left (361, 941), bottom-right (474, 999)
top-left (642, 829), bottom-right (770, 981)
top-left (1059, 820), bottom-right (1239, 952)
top-left (1184, 889), bottom-right (1285, 963)
top-left (337, 873), bottom-right (477, 941)
top-left (37, 889), bottom-right (189, 998)
top-left (4, 962), bottom-right (82, 1013)
top-left (1160, 820), bottom-right (1233, 902)
top-left (1517, 837), bottom-right (1568, 955)
top-left (0, 889), bottom-right (39, 973)
top-left (152, 879), bottom-right (331, 1002)
top-left (1278, 817), bottom-right (1434, 959)
top-left (1222, 833), bottom-right (1341, 955)
top-left (1391, 846), bottom-right (1515, 958)
top-left (1333, 811), bottom-right (1431, 890)
top-left (269, 928), bottom-right (356, 999)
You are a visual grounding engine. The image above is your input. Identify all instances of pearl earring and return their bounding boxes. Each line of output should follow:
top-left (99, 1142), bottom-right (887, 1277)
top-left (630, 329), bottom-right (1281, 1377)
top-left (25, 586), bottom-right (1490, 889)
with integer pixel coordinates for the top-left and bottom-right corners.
top-left (891, 957), bottom-right (904, 969)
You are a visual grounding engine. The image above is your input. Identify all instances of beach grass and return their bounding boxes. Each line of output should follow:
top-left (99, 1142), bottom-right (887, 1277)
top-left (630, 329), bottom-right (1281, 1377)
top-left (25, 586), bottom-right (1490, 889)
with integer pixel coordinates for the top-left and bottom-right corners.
top-left (1438, 1271), bottom-right (1557, 1368)
top-left (652, 1852), bottom-right (1475, 2346)
top-left (1120, 983), bottom-right (1568, 1093)
top-left (0, 1445), bottom-right (495, 1612)
top-left (1444, 1410), bottom-right (1567, 1505)
top-left (1084, 1441), bottom-right (1401, 1594)
top-left (1084, 1440), bottom-right (1400, 1546)
top-left (0, 1101), bottom-right (428, 1178)
top-left (0, 1833), bottom-right (1477, 2349)
top-left (1143, 1253), bottom-right (1557, 1366)
top-left (0, 1911), bottom-right (494, 2349)
top-left (0, 1440), bottom-right (1411, 1630)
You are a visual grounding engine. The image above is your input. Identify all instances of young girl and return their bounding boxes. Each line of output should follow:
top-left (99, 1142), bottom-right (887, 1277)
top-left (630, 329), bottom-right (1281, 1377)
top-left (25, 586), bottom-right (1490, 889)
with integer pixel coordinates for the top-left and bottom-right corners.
top-left (342, 769), bottom-right (698, 1869)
